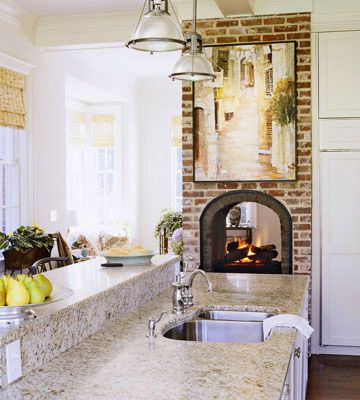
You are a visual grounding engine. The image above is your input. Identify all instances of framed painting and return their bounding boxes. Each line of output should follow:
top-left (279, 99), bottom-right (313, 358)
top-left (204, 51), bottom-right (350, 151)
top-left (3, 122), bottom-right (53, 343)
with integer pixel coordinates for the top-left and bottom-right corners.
top-left (193, 41), bottom-right (297, 182)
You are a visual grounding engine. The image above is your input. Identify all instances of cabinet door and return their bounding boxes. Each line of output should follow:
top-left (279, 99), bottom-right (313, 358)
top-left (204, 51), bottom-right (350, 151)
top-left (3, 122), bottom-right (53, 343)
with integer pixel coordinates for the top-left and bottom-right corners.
top-left (319, 31), bottom-right (360, 118)
top-left (320, 119), bottom-right (360, 151)
top-left (321, 152), bottom-right (360, 346)
top-left (281, 354), bottom-right (295, 400)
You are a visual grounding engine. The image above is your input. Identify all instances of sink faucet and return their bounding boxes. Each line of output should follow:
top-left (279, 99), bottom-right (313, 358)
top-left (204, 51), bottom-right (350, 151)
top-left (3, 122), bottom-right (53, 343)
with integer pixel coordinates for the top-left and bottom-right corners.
top-left (188, 269), bottom-right (214, 292)
top-left (171, 268), bottom-right (213, 314)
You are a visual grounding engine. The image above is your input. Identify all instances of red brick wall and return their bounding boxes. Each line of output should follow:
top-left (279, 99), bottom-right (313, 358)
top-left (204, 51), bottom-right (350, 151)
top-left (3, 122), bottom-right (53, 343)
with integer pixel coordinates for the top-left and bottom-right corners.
top-left (182, 13), bottom-right (311, 274)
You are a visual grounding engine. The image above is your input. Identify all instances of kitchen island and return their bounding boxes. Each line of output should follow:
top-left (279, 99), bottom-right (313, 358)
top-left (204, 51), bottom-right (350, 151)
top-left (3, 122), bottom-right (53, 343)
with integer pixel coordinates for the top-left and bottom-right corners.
top-left (1, 268), bottom-right (309, 399)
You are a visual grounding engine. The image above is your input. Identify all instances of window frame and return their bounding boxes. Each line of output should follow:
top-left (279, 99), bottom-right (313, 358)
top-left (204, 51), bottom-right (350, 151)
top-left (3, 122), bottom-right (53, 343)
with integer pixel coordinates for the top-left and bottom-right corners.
top-left (65, 99), bottom-right (123, 227)
top-left (0, 52), bottom-right (33, 231)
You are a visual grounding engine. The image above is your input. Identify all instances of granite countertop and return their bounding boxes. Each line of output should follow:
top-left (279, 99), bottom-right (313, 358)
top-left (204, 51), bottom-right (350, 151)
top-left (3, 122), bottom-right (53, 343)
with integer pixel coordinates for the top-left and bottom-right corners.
top-left (2, 272), bottom-right (309, 400)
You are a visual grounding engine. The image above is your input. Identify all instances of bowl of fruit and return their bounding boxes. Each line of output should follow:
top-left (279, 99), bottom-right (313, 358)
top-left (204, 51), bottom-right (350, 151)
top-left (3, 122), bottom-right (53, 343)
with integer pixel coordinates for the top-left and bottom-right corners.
top-left (102, 245), bottom-right (157, 266)
top-left (0, 273), bottom-right (74, 326)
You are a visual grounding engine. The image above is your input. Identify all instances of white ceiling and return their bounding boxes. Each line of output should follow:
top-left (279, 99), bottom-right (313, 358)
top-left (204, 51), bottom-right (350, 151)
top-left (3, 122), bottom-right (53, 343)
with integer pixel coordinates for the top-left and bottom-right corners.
top-left (13, 0), bottom-right (145, 16)
top-left (68, 46), bottom-right (181, 78)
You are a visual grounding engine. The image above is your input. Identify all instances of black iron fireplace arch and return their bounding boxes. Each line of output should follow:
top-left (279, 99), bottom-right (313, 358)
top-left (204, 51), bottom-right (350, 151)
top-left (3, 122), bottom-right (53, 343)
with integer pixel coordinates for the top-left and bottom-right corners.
top-left (199, 190), bottom-right (292, 273)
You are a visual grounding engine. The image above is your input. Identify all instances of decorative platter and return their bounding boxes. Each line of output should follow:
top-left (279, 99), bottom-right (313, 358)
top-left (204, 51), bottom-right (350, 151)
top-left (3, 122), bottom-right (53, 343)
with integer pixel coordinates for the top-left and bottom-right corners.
top-left (0, 285), bottom-right (74, 326)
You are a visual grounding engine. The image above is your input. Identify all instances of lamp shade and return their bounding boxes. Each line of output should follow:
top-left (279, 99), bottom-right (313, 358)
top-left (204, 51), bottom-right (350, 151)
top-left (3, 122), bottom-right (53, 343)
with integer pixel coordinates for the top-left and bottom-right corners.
top-left (170, 50), bottom-right (216, 81)
top-left (126, 2), bottom-right (185, 53)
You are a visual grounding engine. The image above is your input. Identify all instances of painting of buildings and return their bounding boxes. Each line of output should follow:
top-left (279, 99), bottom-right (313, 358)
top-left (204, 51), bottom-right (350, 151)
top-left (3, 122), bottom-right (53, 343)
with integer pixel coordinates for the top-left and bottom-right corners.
top-left (194, 41), bottom-right (296, 182)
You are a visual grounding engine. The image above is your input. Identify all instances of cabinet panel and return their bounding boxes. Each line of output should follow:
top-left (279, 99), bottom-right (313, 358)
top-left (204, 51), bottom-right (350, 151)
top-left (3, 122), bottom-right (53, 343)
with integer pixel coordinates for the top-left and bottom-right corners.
top-left (319, 31), bottom-right (360, 118)
top-left (321, 152), bottom-right (360, 346)
top-left (320, 119), bottom-right (360, 150)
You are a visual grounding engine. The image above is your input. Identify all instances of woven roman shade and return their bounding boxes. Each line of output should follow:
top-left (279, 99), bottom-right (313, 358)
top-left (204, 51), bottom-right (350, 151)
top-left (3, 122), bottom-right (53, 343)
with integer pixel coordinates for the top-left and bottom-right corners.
top-left (172, 116), bottom-right (182, 147)
top-left (92, 114), bottom-right (115, 148)
top-left (68, 110), bottom-right (87, 145)
top-left (0, 67), bottom-right (25, 129)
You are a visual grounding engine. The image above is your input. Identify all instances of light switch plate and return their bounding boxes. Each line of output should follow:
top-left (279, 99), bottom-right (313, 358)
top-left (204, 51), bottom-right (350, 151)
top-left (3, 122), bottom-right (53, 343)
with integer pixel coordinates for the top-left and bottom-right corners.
top-left (6, 340), bottom-right (22, 384)
top-left (50, 210), bottom-right (57, 222)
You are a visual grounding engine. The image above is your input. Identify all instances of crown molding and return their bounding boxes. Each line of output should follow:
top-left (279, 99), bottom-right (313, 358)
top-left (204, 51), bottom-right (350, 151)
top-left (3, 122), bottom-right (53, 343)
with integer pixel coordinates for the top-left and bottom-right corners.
top-left (34, 0), bottom-right (223, 49)
top-left (0, 0), bottom-right (38, 43)
top-left (254, 0), bottom-right (312, 15)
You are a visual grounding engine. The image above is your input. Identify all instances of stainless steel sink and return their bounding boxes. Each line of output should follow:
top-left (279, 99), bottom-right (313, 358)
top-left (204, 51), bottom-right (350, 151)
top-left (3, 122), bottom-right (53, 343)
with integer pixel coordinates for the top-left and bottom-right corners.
top-left (163, 320), bottom-right (264, 343)
top-left (198, 310), bottom-right (274, 322)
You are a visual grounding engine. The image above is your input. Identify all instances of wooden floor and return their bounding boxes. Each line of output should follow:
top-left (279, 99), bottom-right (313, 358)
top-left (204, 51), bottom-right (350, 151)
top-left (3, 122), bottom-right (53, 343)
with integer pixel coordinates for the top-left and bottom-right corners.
top-left (307, 355), bottom-right (360, 399)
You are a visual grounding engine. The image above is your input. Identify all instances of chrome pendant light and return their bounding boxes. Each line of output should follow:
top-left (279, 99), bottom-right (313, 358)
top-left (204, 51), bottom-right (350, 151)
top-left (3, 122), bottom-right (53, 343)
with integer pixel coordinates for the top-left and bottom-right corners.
top-left (169, 0), bottom-right (216, 81)
top-left (126, 0), bottom-right (186, 53)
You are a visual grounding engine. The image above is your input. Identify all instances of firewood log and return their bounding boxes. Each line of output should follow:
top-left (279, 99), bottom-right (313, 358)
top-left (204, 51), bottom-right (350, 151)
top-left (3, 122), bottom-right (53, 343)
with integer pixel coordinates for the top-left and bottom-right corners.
top-left (225, 248), bottom-right (248, 263)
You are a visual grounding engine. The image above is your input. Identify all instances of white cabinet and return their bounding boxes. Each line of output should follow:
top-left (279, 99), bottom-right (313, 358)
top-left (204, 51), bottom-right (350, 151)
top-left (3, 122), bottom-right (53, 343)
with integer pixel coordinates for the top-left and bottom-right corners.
top-left (319, 31), bottom-right (360, 118)
top-left (321, 152), bottom-right (360, 346)
top-left (281, 332), bottom-right (309, 400)
top-left (281, 295), bottom-right (309, 400)
top-left (319, 119), bottom-right (360, 151)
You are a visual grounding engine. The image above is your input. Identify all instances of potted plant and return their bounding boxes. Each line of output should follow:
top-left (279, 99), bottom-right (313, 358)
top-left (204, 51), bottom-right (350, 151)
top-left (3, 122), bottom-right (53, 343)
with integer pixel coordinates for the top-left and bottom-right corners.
top-left (154, 210), bottom-right (182, 255)
top-left (0, 225), bottom-right (54, 271)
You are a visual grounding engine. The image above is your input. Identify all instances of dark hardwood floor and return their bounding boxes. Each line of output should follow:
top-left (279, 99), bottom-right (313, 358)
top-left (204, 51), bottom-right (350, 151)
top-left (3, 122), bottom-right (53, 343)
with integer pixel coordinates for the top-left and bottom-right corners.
top-left (307, 355), bottom-right (360, 399)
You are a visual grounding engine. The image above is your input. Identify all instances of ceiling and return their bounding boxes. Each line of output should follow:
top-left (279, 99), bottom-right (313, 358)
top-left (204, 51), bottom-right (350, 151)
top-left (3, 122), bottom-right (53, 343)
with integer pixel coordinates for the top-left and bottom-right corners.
top-left (13, 0), bottom-right (145, 16)
top-left (68, 46), bottom-right (182, 78)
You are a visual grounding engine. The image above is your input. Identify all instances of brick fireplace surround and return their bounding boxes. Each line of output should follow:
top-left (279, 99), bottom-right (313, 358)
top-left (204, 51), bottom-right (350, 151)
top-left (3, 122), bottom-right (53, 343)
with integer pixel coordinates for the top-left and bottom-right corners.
top-left (182, 13), bottom-right (311, 275)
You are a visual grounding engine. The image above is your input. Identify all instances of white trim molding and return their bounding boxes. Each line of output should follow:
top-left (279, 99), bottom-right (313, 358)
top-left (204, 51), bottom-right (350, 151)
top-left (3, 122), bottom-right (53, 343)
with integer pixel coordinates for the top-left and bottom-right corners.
top-left (0, 0), bottom-right (38, 43)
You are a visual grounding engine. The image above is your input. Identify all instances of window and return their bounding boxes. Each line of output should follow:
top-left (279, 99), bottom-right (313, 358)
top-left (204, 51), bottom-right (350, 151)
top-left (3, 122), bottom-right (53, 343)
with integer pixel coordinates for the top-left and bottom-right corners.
top-left (0, 127), bottom-right (20, 233)
top-left (239, 202), bottom-right (257, 227)
top-left (66, 103), bottom-right (121, 227)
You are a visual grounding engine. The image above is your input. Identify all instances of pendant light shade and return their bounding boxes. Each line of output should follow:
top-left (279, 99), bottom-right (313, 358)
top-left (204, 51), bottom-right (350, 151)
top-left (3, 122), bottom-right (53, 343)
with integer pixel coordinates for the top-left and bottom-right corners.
top-left (170, 34), bottom-right (216, 81)
top-left (126, 0), bottom-right (185, 53)
top-left (169, 0), bottom-right (215, 82)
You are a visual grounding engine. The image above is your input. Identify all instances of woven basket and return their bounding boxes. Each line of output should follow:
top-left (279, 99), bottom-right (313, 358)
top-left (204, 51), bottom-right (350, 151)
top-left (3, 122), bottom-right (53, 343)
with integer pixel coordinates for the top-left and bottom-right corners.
top-left (3, 246), bottom-right (53, 272)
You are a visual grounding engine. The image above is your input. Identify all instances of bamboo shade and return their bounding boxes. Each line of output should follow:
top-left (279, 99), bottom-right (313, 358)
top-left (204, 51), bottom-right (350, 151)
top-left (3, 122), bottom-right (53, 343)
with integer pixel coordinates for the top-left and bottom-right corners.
top-left (172, 116), bottom-right (182, 147)
top-left (92, 114), bottom-right (115, 148)
top-left (0, 67), bottom-right (25, 129)
top-left (68, 110), bottom-right (87, 145)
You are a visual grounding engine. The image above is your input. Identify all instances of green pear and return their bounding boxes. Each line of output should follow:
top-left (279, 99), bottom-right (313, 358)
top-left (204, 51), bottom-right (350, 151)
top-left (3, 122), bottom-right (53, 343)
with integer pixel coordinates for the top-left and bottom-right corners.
top-left (24, 279), bottom-right (45, 304)
top-left (0, 279), bottom-right (6, 306)
top-left (1, 274), bottom-right (11, 289)
top-left (16, 274), bottom-right (27, 283)
top-left (6, 280), bottom-right (30, 306)
top-left (33, 274), bottom-right (52, 298)
top-left (6, 277), bottom-right (17, 292)
top-left (24, 276), bottom-right (33, 286)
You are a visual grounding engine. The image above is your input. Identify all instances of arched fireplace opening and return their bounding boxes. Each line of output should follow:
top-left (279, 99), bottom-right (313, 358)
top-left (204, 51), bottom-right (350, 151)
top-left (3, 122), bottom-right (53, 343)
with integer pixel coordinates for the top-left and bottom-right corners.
top-left (199, 190), bottom-right (292, 274)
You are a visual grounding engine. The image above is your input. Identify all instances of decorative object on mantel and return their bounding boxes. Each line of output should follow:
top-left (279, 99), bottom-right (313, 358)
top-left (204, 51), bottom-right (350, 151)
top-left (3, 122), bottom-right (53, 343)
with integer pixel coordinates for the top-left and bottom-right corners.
top-left (193, 41), bottom-right (297, 182)
top-left (0, 67), bottom-right (26, 129)
top-left (126, 0), bottom-right (185, 53)
top-left (0, 225), bottom-right (54, 273)
top-left (155, 210), bottom-right (182, 255)
top-left (170, 0), bottom-right (216, 82)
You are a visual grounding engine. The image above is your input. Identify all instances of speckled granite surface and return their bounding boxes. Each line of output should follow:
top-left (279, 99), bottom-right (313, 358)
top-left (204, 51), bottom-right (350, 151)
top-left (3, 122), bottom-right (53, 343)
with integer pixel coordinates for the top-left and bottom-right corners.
top-left (0, 255), bottom-right (179, 388)
top-left (1, 273), bottom-right (308, 400)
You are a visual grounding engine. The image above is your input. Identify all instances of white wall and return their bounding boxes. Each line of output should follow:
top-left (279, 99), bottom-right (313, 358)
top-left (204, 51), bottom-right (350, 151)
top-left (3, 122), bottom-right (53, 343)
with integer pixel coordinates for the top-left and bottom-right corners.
top-left (253, 204), bottom-right (282, 261)
top-left (136, 77), bottom-right (182, 249)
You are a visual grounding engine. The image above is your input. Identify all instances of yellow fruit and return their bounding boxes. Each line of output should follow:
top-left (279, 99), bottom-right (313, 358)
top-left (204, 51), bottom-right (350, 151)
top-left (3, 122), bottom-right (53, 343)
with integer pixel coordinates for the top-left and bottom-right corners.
top-left (16, 274), bottom-right (27, 283)
top-left (24, 279), bottom-right (45, 304)
top-left (1, 274), bottom-right (11, 289)
top-left (33, 274), bottom-right (52, 298)
top-left (0, 279), bottom-right (6, 306)
top-left (6, 280), bottom-right (30, 306)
